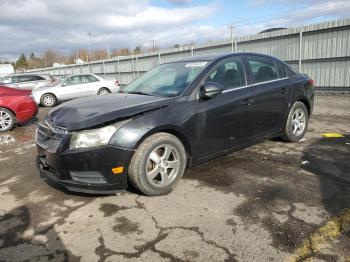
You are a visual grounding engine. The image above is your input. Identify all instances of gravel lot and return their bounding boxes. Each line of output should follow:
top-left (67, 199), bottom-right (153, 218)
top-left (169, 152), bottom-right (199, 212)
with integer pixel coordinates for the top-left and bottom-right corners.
top-left (0, 95), bottom-right (349, 262)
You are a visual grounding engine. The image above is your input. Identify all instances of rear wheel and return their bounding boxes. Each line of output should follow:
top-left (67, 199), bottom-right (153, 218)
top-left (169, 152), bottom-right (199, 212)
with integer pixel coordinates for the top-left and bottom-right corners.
top-left (0, 108), bottom-right (15, 132)
top-left (281, 101), bottom-right (309, 142)
top-left (41, 93), bottom-right (57, 107)
top-left (98, 88), bottom-right (110, 95)
top-left (128, 133), bottom-right (187, 196)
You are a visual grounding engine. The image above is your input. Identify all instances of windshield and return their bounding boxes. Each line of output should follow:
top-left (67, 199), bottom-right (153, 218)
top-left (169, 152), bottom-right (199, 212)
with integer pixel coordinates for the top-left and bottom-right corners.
top-left (123, 61), bottom-right (209, 97)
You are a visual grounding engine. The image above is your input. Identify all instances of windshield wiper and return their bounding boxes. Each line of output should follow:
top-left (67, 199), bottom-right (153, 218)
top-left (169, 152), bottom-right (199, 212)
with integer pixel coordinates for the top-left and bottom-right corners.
top-left (126, 91), bottom-right (155, 96)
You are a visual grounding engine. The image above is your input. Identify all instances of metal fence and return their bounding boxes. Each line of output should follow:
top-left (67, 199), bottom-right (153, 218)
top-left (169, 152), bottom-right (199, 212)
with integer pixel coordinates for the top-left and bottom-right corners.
top-left (28, 18), bottom-right (350, 92)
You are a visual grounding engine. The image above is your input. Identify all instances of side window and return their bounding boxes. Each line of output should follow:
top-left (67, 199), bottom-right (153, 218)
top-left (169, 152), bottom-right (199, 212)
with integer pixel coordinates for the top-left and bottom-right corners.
top-left (247, 57), bottom-right (278, 84)
top-left (205, 58), bottom-right (246, 89)
top-left (82, 75), bottom-right (99, 83)
top-left (64, 76), bottom-right (81, 86)
top-left (17, 75), bottom-right (34, 82)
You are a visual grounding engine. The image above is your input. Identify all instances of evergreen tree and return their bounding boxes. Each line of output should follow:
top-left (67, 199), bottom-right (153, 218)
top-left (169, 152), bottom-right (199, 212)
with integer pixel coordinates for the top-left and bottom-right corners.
top-left (15, 53), bottom-right (28, 70)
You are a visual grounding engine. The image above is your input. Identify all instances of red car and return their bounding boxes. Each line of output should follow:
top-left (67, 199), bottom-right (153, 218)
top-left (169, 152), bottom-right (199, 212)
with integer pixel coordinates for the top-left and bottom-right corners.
top-left (0, 85), bottom-right (38, 132)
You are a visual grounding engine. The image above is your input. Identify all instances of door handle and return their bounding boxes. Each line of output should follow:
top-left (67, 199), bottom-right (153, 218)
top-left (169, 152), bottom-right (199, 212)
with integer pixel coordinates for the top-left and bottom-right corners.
top-left (280, 87), bottom-right (287, 94)
top-left (241, 97), bottom-right (253, 106)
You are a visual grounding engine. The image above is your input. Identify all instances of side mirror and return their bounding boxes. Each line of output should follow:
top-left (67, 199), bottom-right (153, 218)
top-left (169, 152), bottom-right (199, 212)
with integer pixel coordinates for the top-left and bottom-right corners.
top-left (200, 82), bottom-right (223, 99)
top-left (61, 82), bottom-right (67, 87)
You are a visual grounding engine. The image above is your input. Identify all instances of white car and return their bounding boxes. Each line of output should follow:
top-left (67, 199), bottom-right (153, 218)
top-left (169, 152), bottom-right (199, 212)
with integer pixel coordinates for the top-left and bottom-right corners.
top-left (32, 74), bottom-right (120, 107)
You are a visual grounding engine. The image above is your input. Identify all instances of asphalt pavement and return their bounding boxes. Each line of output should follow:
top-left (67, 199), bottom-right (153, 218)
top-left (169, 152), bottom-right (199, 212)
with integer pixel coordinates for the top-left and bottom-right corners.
top-left (0, 95), bottom-right (349, 262)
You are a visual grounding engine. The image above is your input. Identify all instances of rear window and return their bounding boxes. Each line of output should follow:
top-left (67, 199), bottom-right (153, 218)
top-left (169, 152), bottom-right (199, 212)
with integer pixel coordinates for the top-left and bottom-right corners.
top-left (34, 75), bottom-right (46, 81)
top-left (17, 75), bottom-right (43, 82)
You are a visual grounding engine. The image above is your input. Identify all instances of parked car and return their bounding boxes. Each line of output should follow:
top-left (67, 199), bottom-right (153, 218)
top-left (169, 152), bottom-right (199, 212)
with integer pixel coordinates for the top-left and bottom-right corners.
top-left (36, 53), bottom-right (314, 195)
top-left (31, 74), bottom-right (120, 107)
top-left (0, 85), bottom-right (38, 132)
top-left (0, 73), bottom-right (55, 90)
top-left (0, 64), bottom-right (14, 78)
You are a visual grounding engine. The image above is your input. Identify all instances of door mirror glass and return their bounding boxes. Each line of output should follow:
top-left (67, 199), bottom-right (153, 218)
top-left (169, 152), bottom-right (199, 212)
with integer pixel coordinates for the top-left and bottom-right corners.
top-left (200, 82), bottom-right (223, 99)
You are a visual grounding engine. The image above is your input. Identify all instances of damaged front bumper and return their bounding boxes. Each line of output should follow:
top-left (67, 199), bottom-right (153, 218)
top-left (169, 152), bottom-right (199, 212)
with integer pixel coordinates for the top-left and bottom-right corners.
top-left (36, 144), bottom-right (134, 194)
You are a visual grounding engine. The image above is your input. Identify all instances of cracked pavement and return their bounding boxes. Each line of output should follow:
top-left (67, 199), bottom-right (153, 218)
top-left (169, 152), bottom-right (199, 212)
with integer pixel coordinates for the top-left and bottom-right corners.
top-left (0, 96), bottom-right (349, 261)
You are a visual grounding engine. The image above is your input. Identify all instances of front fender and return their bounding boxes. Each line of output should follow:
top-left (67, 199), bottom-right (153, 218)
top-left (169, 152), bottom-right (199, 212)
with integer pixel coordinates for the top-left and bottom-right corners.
top-left (109, 105), bottom-right (194, 152)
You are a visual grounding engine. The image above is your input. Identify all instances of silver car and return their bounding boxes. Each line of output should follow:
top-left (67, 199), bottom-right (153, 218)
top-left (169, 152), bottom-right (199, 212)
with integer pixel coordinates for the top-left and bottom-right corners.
top-left (31, 74), bottom-right (120, 107)
top-left (0, 73), bottom-right (55, 90)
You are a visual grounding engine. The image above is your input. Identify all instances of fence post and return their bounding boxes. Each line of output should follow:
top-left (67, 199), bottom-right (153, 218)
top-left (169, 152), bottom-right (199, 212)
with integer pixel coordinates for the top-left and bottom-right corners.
top-left (191, 45), bottom-right (194, 56)
top-left (158, 52), bottom-right (161, 64)
top-left (102, 61), bottom-right (106, 78)
top-left (131, 51), bottom-right (135, 80)
top-left (117, 57), bottom-right (121, 83)
top-left (299, 29), bottom-right (303, 72)
top-left (235, 40), bottom-right (238, 52)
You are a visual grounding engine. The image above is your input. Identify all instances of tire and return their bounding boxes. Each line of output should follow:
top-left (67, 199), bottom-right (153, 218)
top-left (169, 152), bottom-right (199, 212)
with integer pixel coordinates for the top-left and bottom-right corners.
top-left (40, 93), bottom-right (57, 107)
top-left (128, 132), bottom-right (187, 196)
top-left (0, 108), bottom-right (15, 132)
top-left (280, 101), bottom-right (309, 142)
top-left (98, 88), bottom-right (110, 95)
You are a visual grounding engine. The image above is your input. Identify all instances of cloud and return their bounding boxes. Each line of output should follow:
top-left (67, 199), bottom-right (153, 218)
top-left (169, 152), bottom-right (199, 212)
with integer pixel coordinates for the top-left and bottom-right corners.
top-left (167, 0), bottom-right (192, 4)
top-left (0, 0), bottom-right (349, 61)
top-left (0, 0), bottom-right (220, 60)
top-left (239, 0), bottom-right (350, 35)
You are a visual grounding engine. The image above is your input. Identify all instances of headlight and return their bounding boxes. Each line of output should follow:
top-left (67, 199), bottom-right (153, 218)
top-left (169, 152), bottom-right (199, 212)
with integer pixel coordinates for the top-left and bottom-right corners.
top-left (70, 120), bottom-right (130, 149)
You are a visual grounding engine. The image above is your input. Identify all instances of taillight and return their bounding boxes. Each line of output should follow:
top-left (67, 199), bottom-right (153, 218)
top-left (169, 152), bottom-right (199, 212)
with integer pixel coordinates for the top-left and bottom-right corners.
top-left (115, 80), bottom-right (119, 86)
top-left (308, 79), bottom-right (315, 87)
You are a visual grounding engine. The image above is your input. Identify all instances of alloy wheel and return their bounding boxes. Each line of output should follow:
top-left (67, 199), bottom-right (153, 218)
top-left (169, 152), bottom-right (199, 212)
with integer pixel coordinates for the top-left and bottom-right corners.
top-left (0, 110), bottom-right (13, 131)
top-left (43, 95), bottom-right (55, 106)
top-left (291, 108), bottom-right (306, 136)
top-left (99, 89), bottom-right (109, 95)
top-left (146, 144), bottom-right (180, 188)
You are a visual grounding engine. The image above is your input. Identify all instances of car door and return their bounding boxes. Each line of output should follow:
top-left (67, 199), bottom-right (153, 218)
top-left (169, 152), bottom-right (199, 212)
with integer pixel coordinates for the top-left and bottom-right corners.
top-left (244, 55), bottom-right (291, 138)
top-left (194, 56), bottom-right (255, 161)
top-left (79, 75), bottom-right (100, 97)
top-left (56, 76), bottom-right (83, 100)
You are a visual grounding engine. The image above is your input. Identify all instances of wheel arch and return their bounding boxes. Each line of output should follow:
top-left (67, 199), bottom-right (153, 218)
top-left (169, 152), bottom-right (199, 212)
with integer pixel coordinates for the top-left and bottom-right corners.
top-left (0, 106), bottom-right (16, 117)
top-left (41, 92), bottom-right (58, 100)
top-left (297, 98), bottom-right (311, 116)
top-left (130, 126), bottom-right (193, 166)
top-left (98, 87), bottom-right (111, 93)
top-left (40, 93), bottom-right (58, 105)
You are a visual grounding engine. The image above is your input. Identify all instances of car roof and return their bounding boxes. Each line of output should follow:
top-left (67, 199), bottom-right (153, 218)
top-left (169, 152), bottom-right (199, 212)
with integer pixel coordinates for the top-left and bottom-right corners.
top-left (10, 73), bottom-right (51, 76)
top-left (166, 52), bottom-right (281, 63)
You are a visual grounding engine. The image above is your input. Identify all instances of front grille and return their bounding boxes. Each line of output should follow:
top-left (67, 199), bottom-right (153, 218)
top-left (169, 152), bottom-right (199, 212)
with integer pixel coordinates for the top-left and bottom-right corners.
top-left (36, 119), bottom-right (67, 152)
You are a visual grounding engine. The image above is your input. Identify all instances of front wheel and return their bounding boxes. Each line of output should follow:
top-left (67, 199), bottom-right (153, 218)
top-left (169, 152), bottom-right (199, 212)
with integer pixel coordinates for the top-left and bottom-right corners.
top-left (280, 101), bottom-right (309, 142)
top-left (128, 133), bottom-right (187, 196)
top-left (0, 108), bottom-right (15, 132)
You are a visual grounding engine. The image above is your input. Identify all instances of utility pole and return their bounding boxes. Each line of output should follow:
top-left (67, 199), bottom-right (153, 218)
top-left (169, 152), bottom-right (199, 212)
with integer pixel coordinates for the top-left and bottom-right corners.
top-left (152, 40), bottom-right (156, 51)
top-left (107, 44), bottom-right (111, 60)
top-left (229, 24), bottom-right (235, 53)
top-left (88, 32), bottom-right (92, 72)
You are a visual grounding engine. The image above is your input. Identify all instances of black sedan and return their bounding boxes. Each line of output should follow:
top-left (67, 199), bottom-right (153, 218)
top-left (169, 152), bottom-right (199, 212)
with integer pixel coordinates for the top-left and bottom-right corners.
top-left (36, 53), bottom-right (314, 196)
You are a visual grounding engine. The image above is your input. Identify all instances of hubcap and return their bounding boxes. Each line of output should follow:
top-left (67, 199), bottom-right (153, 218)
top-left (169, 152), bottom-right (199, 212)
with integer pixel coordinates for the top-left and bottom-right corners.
top-left (0, 111), bottom-right (12, 130)
top-left (100, 90), bottom-right (108, 95)
top-left (291, 108), bottom-right (306, 136)
top-left (146, 144), bottom-right (180, 188)
top-left (43, 96), bottom-right (54, 106)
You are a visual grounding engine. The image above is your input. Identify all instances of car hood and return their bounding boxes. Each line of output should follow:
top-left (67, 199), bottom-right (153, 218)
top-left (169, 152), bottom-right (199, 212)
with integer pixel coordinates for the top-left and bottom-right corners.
top-left (48, 93), bottom-right (173, 131)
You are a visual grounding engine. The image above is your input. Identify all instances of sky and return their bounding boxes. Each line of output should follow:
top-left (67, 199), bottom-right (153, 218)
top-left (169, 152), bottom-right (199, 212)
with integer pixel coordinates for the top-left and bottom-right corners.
top-left (0, 0), bottom-right (349, 61)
